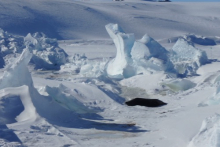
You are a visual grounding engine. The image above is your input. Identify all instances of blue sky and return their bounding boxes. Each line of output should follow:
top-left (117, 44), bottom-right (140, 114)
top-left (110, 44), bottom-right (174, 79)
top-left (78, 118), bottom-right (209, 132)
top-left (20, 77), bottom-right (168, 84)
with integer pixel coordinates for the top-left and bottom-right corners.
top-left (172, 0), bottom-right (219, 1)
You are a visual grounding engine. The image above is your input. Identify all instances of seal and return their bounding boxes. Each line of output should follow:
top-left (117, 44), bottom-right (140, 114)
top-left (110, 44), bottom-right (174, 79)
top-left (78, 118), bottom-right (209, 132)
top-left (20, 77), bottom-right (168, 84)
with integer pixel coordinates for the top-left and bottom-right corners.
top-left (125, 98), bottom-right (167, 107)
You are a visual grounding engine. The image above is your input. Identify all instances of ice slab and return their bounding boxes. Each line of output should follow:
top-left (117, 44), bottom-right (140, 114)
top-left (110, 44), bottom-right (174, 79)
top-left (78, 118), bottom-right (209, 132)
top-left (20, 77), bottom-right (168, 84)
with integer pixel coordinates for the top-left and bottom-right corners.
top-left (131, 34), bottom-right (168, 61)
top-left (169, 38), bottom-right (208, 76)
top-left (0, 48), bottom-right (33, 89)
top-left (161, 79), bottom-right (196, 92)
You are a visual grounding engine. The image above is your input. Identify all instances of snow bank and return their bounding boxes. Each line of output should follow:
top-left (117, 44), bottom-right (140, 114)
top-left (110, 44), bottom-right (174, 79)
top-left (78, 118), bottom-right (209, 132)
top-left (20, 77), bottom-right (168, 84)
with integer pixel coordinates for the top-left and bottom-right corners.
top-left (188, 114), bottom-right (220, 147)
top-left (169, 38), bottom-right (208, 77)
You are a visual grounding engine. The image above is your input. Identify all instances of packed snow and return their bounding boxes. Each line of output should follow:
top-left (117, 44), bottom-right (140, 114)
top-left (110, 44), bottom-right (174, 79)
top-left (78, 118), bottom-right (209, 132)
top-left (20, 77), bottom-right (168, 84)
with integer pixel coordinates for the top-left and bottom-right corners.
top-left (0, 0), bottom-right (220, 147)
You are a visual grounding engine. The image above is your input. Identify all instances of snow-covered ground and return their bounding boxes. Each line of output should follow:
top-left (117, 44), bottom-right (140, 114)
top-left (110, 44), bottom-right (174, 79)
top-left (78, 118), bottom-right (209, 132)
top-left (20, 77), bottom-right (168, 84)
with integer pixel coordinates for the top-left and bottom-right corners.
top-left (1, 0), bottom-right (220, 147)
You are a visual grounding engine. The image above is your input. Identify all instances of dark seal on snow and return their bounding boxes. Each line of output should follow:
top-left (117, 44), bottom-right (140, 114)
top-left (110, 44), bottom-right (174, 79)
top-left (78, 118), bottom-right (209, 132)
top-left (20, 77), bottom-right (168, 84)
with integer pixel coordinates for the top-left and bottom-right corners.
top-left (125, 98), bottom-right (167, 107)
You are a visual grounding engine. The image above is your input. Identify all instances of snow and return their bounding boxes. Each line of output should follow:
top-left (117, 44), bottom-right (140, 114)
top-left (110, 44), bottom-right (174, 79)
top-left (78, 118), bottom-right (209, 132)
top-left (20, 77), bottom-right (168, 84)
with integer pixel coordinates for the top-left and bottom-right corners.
top-left (0, 1), bottom-right (220, 147)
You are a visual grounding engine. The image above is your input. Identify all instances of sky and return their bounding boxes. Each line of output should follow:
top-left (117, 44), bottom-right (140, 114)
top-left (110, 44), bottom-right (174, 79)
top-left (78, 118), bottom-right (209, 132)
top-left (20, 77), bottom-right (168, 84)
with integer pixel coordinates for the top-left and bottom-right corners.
top-left (172, 0), bottom-right (219, 1)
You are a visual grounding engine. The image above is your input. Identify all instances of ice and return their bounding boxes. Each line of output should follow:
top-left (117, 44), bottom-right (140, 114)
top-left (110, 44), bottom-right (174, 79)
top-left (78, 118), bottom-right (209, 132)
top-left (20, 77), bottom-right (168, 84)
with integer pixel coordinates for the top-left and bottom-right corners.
top-left (188, 114), bottom-right (220, 147)
top-left (24, 32), bottom-right (68, 70)
top-left (0, 29), bottom-right (68, 70)
top-left (0, 29), bottom-right (24, 68)
top-left (131, 34), bottom-right (168, 61)
top-left (105, 24), bottom-right (170, 79)
top-left (0, 29), bottom-right (24, 56)
top-left (105, 23), bottom-right (136, 79)
top-left (0, 48), bottom-right (33, 89)
top-left (0, 49), bottom-right (38, 122)
top-left (104, 25), bottom-right (209, 79)
top-left (131, 34), bottom-right (170, 74)
top-left (161, 79), bottom-right (196, 92)
top-left (169, 38), bottom-right (208, 76)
